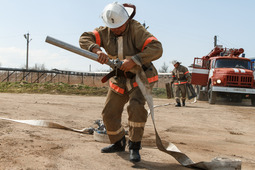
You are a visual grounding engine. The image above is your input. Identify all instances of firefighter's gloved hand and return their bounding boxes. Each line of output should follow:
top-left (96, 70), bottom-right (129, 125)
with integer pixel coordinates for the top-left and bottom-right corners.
top-left (92, 47), bottom-right (109, 64)
top-left (97, 51), bottom-right (109, 64)
top-left (120, 58), bottom-right (136, 72)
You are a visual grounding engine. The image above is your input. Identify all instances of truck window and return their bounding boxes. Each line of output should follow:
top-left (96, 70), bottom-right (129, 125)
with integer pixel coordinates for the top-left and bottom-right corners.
top-left (215, 59), bottom-right (251, 70)
top-left (211, 59), bottom-right (216, 68)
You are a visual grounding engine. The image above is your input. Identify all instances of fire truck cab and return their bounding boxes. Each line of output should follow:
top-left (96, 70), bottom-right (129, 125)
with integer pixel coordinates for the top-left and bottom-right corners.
top-left (190, 45), bottom-right (255, 105)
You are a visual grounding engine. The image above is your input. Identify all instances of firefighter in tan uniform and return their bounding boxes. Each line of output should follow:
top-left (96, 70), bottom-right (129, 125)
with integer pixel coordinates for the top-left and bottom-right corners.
top-left (79, 2), bottom-right (162, 162)
top-left (171, 60), bottom-right (191, 107)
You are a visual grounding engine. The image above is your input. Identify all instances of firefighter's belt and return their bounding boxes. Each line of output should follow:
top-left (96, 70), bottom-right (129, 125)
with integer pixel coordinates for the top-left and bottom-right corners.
top-left (101, 69), bottom-right (135, 83)
top-left (101, 64), bottom-right (150, 83)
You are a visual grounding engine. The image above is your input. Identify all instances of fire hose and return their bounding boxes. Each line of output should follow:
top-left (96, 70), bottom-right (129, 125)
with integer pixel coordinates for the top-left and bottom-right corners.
top-left (0, 37), bottom-right (242, 169)
top-left (0, 70), bottom-right (241, 170)
top-left (135, 69), bottom-right (241, 170)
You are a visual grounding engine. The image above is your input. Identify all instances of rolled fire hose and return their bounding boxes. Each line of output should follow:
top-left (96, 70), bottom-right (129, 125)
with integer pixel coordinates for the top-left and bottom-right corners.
top-left (0, 70), bottom-right (241, 170)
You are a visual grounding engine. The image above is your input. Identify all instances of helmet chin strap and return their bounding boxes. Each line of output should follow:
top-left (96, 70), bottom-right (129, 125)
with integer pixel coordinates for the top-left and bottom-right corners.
top-left (123, 3), bottom-right (136, 20)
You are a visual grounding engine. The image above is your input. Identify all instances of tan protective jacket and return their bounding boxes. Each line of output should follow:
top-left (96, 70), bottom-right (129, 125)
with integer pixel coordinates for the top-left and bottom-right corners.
top-left (79, 19), bottom-right (163, 94)
top-left (171, 65), bottom-right (191, 85)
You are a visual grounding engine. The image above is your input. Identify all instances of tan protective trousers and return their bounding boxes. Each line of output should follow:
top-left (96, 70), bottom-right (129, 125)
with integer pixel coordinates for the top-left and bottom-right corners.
top-left (174, 84), bottom-right (187, 103)
top-left (102, 87), bottom-right (148, 144)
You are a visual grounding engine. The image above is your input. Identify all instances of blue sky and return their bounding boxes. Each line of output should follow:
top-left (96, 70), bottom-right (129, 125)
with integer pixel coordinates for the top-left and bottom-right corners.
top-left (0, 0), bottom-right (254, 72)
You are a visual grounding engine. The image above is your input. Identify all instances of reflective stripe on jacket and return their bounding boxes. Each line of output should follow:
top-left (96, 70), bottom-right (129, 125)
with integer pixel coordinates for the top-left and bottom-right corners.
top-left (109, 74), bottom-right (158, 94)
top-left (174, 81), bottom-right (188, 85)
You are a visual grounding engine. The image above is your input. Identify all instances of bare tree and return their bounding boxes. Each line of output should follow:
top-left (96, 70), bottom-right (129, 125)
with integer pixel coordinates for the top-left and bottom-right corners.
top-left (30, 63), bottom-right (46, 70)
top-left (142, 21), bottom-right (149, 29)
top-left (159, 62), bottom-right (169, 73)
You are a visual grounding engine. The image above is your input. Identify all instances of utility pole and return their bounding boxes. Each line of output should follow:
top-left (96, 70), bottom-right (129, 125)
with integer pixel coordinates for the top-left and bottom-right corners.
top-left (214, 35), bottom-right (217, 47)
top-left (24, 33), bottom-right (32, 70)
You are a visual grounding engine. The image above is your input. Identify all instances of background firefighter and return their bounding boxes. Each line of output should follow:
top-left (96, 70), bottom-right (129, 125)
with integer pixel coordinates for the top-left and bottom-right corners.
top-left (170, 60), bottom-right (191, 107)
top-left (79, 2), bottom-right (163, 162)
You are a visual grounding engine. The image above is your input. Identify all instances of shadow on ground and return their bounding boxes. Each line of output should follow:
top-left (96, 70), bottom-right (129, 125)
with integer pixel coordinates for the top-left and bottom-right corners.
top-left (116, 152), bottom-right (196, 170)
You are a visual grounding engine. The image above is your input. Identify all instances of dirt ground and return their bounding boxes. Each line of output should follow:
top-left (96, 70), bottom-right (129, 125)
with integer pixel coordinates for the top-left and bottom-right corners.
top-left (0, 93), bottom-right (255, 170)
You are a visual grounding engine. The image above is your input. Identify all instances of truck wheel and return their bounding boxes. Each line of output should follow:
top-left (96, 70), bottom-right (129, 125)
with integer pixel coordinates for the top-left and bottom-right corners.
top-left (208, 84), bottom-right (216, 104)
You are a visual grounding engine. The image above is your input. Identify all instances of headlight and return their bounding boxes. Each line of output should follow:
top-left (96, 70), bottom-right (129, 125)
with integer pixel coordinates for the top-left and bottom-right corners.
top-left (216, 79), bottom-right (221, 84)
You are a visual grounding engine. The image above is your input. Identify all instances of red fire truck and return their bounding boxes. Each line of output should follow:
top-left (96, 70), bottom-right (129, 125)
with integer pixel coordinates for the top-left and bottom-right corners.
top-left (190, 45), bottom-right (255, 105)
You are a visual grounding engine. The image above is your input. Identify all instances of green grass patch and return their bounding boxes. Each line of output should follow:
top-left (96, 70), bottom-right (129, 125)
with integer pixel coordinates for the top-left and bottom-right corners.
top-left (0, 82), bottom-right (108, 96)
top-left (0, 82), bottom-right (167, 98)
top-left (152, 88), bottom-right (167, 98)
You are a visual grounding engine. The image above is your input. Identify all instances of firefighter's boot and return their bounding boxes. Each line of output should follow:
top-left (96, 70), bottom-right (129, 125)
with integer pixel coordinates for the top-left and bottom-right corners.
top-left (101, 136), bottom-right (126, 153)
top-left (175, 102), bottom-right (181, 107)
top-left (129, 140), bottom-right (141, 162)
top-left (182, 99), bottom-right (186, 106)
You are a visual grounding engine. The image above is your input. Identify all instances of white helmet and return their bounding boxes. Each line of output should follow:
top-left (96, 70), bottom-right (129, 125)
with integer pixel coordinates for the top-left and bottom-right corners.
top-left (101, 2), bottom-right (134, 28)
top-left (172, 60), bottom-right (181, 65)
